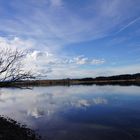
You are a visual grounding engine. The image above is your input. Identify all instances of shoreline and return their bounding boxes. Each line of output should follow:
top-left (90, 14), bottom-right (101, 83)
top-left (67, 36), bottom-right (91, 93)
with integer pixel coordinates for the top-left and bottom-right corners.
top-left (0, 79), bottom-right (140, 87)
top-left (0, 73), bottom-right (140, 87)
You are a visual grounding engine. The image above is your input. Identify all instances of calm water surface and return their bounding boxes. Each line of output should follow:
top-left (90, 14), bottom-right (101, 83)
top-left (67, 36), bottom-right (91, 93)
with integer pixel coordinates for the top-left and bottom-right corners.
top-left (0, 85), bottom-right (140, 140)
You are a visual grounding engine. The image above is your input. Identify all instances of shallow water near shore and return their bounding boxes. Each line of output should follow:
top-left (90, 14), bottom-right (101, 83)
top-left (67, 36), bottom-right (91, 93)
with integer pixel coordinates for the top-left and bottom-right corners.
top-left (0, 85), bottom-right (140, 140)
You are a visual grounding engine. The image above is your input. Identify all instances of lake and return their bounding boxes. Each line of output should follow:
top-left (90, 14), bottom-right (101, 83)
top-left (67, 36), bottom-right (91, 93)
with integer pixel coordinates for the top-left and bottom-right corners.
top-left (0, 85), bottom-right (140, 140)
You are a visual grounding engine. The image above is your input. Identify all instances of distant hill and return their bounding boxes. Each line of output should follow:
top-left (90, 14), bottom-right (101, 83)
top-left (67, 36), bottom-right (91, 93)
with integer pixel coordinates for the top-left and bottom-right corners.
top-left (78, 73), bottom-right (140, 81)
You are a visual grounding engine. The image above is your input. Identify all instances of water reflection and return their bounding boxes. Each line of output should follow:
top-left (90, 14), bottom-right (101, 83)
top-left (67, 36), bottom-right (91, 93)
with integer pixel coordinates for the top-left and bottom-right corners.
top-left (70, 97), bottom-right (108, 108)
top-left (0, 85), bottom-right (140, 140)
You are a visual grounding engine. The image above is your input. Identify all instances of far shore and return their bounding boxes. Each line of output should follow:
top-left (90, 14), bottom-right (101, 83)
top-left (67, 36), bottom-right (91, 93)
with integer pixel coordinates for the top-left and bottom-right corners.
top-left (0, 73), bottom-right (140, 87)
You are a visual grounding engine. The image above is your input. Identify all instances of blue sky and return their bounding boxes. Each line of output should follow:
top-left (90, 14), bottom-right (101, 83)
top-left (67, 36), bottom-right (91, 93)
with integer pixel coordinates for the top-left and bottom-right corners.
top-left (0, 0), bottom-right (140, 78)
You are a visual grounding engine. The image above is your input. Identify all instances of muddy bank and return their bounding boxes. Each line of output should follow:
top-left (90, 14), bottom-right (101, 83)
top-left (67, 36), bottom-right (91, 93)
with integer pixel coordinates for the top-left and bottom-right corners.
top-left (0, 116), bottom-right (41, 140)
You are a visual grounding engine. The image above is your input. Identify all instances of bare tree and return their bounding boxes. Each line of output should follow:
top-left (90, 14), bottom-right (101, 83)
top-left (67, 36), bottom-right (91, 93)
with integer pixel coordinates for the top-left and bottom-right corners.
top-left (0, 48), bottom-right (35, 82)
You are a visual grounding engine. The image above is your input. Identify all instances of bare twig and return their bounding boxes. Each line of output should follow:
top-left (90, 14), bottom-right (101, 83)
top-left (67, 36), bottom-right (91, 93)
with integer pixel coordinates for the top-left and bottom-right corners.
top-left (0, 48), bottom-right (35, 82)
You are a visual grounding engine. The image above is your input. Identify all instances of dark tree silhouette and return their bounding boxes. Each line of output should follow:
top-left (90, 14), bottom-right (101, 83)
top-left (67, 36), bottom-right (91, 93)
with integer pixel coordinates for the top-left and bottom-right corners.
top-left (0, 48), bottom-right (35, 82)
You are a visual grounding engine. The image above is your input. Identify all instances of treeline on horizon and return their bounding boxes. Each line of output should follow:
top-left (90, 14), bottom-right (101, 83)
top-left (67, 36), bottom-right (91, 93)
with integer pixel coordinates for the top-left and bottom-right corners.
top-left (76, 73), bottom-right (140, 81)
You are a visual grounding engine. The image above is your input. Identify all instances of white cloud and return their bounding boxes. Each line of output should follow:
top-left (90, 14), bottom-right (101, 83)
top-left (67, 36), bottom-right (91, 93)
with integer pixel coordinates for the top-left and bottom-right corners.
top-left (0, 37), bottom-right (34, 50)
top-left (24, 51), bottom-right (105, 78)
top-left (74, 56), bottom-right (89, 65)
top-left (91, 59), bottom-right (105, 65)
top-left (74, 56), bottom-right (105, 65)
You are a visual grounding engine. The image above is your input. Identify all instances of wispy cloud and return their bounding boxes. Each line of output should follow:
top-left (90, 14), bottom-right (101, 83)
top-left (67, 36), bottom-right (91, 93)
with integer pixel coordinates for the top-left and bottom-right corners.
top-left (116, 16), bottom-right (140, 34)
top-left (0, 0), bottom-right (139, 46)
